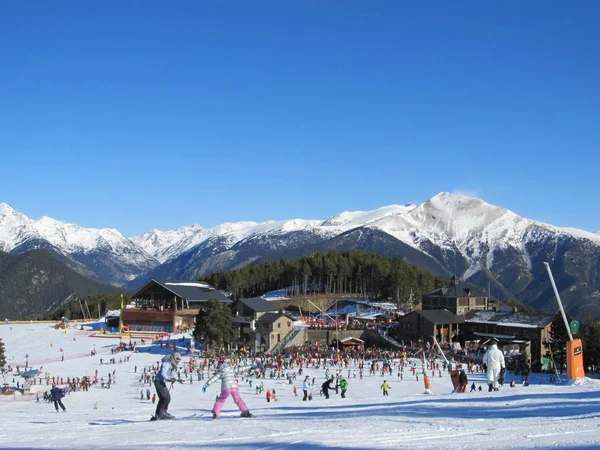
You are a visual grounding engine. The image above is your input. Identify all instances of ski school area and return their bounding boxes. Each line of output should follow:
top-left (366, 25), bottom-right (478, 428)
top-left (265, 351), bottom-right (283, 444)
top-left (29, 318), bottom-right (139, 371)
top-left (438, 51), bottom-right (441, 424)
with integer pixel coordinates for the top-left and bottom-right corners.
top-left (1, 322), bottom-right (600, 450)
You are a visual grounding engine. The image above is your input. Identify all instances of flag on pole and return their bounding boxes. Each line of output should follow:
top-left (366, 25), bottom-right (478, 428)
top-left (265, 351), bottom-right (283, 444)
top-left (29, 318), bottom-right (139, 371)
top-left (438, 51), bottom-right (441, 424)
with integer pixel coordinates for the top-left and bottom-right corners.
top-left (120, 293), bottom-right (124, 310)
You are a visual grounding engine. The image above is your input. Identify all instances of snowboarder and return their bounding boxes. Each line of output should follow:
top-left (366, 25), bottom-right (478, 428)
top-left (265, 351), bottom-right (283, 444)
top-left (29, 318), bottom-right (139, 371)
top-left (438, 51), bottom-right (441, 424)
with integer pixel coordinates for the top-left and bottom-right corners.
top-left (482, 338), bottom-right (505, 392)
top-left (202, 359), bottom-right (252, 419)
top-left (153, 352), bottom-right (181, 420)
top-left (50, 385), bottom-right (66, 412)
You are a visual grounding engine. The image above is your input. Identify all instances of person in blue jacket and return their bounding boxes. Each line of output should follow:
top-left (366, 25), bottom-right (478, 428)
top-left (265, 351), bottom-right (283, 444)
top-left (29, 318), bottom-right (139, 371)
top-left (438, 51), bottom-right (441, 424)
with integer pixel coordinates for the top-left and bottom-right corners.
top-left (50, 384), bottom-right (66, 412)
top-left (153, 352), bottom-right (181, 420)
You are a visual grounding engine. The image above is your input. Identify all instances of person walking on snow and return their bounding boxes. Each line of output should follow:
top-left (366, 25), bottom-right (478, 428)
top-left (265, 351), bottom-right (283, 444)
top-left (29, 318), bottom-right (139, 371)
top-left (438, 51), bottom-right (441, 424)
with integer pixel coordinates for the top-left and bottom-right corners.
top-left (153, 352), bottom-right (181, 420)
top-left (203, 359), bottom-right (253, 419)
top-left (482, 338), bottom-right (505, 392)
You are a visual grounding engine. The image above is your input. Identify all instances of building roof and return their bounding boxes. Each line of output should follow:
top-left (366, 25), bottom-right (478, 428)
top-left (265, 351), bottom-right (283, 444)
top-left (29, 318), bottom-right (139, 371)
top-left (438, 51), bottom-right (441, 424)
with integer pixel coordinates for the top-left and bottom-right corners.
top-left (236, 297), bottom-right (279, 313)
top-left (424, 276), bottom-right (488, 298)
top-left (415, 309), bottom-right (465, 324)
top-left (256, 312), bottom-right (291, 324)
top-left (465, 310), bottom-right (553, 329)
top-left (131, 279), bottom-right (232, 303)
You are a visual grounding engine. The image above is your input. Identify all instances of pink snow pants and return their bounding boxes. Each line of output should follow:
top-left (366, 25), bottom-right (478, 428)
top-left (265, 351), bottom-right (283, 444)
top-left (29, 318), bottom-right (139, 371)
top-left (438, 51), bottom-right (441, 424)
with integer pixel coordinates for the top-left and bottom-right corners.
top-left (212, 388), bottom-right (248, 415)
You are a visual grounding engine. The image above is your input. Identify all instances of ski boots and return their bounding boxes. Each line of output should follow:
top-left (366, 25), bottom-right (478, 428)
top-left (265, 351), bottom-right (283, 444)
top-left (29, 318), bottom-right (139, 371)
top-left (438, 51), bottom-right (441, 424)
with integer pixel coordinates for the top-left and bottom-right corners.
top-left (158, 411), bottom-right (175, 420)
top-left (240, 411), bottom-right (253, 418)
top-left (212, 413), bottom-right (219, 420)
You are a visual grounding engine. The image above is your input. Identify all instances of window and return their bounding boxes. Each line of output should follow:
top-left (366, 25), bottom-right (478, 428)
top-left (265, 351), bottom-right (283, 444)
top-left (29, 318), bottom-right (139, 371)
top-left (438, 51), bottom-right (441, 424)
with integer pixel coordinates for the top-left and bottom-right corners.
top-left (278, 323), bottom-right (281, 328)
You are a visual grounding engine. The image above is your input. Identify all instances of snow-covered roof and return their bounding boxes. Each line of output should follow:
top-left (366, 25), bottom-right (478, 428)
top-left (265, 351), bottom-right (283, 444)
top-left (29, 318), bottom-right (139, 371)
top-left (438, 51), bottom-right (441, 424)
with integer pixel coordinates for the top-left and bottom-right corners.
top-left (465, 310), bottom-right (553, 329)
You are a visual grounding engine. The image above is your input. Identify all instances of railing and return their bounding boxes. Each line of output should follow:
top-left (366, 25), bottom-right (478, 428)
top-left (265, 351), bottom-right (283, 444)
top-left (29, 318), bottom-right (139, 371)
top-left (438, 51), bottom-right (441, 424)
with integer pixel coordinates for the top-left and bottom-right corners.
top-left (377, 330), bottom-right (404, 349)
top-left (270, 327), bottom-right (304, 354)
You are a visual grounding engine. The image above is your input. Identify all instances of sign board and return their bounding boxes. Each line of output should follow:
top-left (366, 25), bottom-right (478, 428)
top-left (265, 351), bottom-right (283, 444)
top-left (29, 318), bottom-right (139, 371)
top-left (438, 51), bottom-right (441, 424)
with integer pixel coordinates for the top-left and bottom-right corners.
top-left (570, 320), bottom-right (580, 335)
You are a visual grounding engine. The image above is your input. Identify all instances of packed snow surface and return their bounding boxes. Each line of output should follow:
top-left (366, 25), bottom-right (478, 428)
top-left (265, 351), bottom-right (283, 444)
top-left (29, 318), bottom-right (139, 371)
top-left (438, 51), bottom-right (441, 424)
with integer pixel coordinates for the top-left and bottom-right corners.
top-left (2, 323), bottom-right (600, 449)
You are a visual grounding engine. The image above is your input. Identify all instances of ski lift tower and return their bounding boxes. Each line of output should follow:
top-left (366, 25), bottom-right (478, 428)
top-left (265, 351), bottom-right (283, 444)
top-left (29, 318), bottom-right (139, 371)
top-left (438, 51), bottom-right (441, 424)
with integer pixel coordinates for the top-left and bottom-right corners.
top-left (544, 262), bottom-right (585, 379)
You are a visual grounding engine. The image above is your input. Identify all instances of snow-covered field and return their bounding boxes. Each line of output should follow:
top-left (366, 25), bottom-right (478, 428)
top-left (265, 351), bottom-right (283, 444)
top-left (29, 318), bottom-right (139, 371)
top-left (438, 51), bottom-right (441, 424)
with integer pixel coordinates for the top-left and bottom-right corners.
top-left (1, 323), bottom-right (600, 450)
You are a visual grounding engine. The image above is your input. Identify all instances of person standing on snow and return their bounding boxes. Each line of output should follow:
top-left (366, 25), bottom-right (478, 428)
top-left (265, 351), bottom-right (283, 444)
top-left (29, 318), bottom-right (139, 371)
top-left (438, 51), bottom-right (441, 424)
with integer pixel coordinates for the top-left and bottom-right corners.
top-left (203, 359), bottom-right (252, 419)
top-left (302, 375), bottom-right (311, 401)
top-left (153, 352), bottom-right (181, 420)
top-left (321, 377), bottom-right (335, 399)
top-left (380, 380), bottom-right (391, 396)
top-left (50, 384), bottom-right (66, 412)
top-left (339, 376), bottom-right (348, 398)
top-left (482, 338), bottom-right (505, 392)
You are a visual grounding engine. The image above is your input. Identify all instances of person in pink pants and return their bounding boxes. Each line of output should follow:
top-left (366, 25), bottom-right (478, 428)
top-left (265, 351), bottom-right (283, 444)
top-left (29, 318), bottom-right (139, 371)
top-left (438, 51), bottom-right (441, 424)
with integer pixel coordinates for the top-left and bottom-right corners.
top-left (203, 360), bottom-right (253, 419)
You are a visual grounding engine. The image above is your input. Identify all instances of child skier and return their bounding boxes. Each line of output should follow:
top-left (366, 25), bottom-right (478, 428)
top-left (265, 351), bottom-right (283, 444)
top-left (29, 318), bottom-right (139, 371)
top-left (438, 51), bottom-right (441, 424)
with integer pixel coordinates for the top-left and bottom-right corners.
top-left (203, 359), bottom-right (253, 419)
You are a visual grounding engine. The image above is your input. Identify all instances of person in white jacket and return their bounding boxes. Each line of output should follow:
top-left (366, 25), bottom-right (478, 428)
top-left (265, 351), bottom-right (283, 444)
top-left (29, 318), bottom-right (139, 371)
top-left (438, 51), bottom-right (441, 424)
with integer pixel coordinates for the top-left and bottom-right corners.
top-left (302, 375), bottom-right (311, 401)
top-left (482, 338), bottom-right (506, 392)
top-left (203, 359), bottom-right (252, 419)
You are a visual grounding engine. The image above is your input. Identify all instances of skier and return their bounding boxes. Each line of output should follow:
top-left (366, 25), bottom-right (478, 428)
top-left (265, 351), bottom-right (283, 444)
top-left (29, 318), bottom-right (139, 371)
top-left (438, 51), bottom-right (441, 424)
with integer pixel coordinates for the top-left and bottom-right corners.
top-left (50, 384), bottom-right (66, 412)
top-left (482, 338), bottom-right (505, 392)
top-left (153, 352), bottom-right (181, 420)
top-left (339, 376), bottom-right (348, 398)
top-left (321, 377), bottom-right (335, 399)
top-left (202, 359), bottom-right (252, 419)
top-left (380, 380), bottom-right (391, 396)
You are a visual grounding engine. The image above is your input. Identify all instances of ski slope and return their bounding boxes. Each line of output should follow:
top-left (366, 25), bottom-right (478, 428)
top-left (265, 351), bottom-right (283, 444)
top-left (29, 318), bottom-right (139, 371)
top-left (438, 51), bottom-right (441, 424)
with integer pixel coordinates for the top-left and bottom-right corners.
top-left (1, 323), bottom-right (600, 450)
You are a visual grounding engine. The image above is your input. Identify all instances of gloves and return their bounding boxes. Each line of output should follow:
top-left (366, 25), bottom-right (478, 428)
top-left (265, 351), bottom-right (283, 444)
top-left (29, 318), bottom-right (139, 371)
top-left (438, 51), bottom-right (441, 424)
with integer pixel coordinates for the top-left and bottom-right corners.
top-left (169, 378), bottom-right (176, 384)
top-left (202, 385), bottom-right (207, 393)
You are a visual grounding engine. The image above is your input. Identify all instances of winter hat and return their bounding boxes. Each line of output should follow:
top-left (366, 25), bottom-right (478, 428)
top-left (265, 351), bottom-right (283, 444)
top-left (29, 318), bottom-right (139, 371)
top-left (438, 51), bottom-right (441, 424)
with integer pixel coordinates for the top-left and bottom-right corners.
top-left (173, 352), bottom-right (182, 362)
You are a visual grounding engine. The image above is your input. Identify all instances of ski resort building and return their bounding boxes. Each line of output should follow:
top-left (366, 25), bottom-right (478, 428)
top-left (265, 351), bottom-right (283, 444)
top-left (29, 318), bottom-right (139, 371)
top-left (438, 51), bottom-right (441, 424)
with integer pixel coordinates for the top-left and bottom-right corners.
top-left (122, 280), bottom-right (231, 333)
top-left (462, 309), bottom-right (554, 371)
top-left (231, 297), bottom-right (280, 352)
top-left (421, 276), bottom-right (492, 315)
top-left (393, 309), bottom-right (465, 344)
top-left (255, 312), bottom-right (295, 353)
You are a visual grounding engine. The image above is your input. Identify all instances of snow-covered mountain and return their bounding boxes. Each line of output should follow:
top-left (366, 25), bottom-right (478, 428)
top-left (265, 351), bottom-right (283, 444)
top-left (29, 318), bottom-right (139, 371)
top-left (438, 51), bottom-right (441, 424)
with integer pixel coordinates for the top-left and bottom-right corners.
top-left (0, 203), bottom-right (158, 286)
top-left (129, 193), bottom-right (600, 319)
top-left (3, 194), bottom-right (600, 318)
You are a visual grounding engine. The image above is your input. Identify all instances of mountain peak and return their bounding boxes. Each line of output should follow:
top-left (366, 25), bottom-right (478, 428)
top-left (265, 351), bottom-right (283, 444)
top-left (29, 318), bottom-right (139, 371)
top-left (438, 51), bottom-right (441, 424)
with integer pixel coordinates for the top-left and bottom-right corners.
top-left (0, 202), bottom-right (15, 215)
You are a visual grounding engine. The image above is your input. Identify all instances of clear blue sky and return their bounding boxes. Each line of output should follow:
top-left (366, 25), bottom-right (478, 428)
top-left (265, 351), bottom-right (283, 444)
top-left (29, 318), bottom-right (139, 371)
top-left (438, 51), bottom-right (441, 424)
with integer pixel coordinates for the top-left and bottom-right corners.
top-left (1, 1), bottom-right (598, 236)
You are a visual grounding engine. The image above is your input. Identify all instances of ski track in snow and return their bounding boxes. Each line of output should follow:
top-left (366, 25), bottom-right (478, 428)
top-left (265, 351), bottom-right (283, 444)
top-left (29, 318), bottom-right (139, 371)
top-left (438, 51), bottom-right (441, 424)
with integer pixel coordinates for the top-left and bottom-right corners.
top-left (2, 323), bottom-right (600, 450)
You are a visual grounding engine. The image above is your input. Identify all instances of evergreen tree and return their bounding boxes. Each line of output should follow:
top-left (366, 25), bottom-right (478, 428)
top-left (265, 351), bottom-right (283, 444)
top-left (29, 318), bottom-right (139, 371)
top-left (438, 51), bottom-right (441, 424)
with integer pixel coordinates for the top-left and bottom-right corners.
top-left (545, 312), bottom-right (573, 374)
top-left (582, 314), bottom-right (600, 374)
top-left (0, 338), bottom-right (6, 369)
top-left (193, 300), bottom-right (233, 354)
top-left (201, 249), bottom-right (447, 305)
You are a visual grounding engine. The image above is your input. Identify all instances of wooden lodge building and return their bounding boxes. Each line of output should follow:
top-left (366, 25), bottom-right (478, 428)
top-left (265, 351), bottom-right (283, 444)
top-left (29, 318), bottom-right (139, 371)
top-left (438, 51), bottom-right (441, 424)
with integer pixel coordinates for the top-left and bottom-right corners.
top-left (122, 280), bottom-right (231, 333)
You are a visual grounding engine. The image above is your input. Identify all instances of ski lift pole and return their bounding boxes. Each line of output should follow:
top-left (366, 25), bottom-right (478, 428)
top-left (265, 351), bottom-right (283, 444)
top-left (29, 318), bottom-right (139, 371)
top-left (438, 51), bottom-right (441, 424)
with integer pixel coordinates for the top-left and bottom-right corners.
top-left (544, 261), bottom-right (584, 379)
top-left (543, 262), bottom-right (573, 341)
top-left (432, 335), bottom-right (449, 365)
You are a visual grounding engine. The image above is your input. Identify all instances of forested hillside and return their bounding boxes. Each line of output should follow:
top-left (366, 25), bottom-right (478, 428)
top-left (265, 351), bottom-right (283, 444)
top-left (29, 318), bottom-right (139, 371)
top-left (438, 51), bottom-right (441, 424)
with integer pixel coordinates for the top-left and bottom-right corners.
top-left (0, 249), bottom-right (122, 320)
top-left (201, 250), bottom-right (447, 303)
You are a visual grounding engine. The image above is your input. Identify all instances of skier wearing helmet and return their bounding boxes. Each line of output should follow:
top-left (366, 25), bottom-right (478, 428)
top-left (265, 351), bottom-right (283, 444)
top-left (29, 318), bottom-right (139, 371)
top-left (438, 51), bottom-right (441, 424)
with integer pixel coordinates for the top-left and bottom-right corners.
top-left (203, 358), bottom-right (253, 419)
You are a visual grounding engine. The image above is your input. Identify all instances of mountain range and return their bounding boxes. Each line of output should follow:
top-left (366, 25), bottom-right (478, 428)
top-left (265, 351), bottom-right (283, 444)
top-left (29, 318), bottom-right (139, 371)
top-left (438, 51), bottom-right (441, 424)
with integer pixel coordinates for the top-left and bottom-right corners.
top-left (1, 193), bottom-right (600, 319)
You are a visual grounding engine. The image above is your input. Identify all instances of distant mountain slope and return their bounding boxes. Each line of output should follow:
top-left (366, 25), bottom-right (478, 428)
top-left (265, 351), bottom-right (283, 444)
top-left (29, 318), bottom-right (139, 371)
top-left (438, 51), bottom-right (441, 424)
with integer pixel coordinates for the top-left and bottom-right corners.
top-left (0, 203), bottom-right (158, 286)
top-left (3, 194), bottom-right (600, 319)
top-left (0, 249), bottom-right (120, 320)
